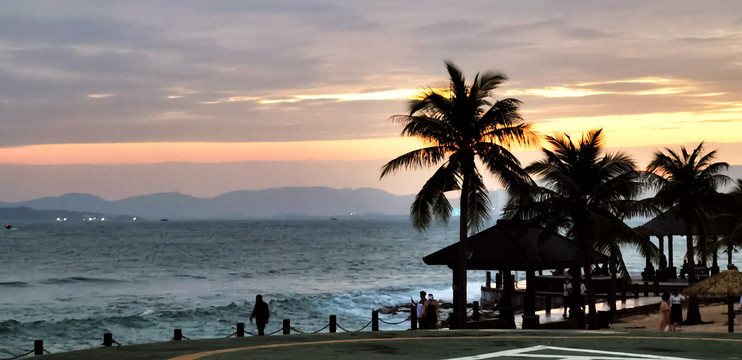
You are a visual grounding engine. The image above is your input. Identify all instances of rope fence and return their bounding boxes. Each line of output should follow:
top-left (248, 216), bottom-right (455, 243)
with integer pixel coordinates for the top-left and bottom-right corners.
top-left (6, 308), bottom-right (427, 357)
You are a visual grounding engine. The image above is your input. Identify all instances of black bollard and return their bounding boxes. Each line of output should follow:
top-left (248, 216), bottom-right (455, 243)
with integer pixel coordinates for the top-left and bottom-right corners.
top-left (283, 319), bottom-right (290, 335)
top-left (330, 315), bottom-right (337, 333)
top-left (495, 272), bottom-right (502, 288)
top-left (173, 329), bottom-right (183, 341)
top-left (473, 301), bottom-right (480, 321)
top-left (643, 282), bottom-right (649, 297)
top-left (34, 340), bottom-right (43, 356)
top-left (486, 271), bottom-right (492, 289)
top-left (633, 283), bottom-right (639, 298)
top-left (103, 333), bottom-right (113, 347)
top-left (410, 305), bottom-right (417, 330)
top-left (545, 295), bottom-right (552, 315)
top-left (372, 310), bottom-right (379, 331)
top-left (236, 322), bottom-right (245, 337)
top-left (653, 280), bottom-right (660, 296)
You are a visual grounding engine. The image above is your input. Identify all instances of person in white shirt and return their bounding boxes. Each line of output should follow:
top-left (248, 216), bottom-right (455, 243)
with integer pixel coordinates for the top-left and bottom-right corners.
top-left (670, 289), bottom-right (685, 326)
top-left (563, 279), bottom-right (572, 317)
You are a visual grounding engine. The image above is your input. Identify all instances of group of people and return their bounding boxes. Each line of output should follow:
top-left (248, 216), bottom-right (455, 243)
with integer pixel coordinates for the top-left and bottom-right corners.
top-left (659, 290), bottom-right (685, 331)
top-left (412, 291), bottom-right (440, 329)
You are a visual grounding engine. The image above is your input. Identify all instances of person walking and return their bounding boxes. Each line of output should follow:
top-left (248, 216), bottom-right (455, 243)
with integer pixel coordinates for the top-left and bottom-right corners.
top-left (660, 292), bottom-right (673, 331)
top-left (426, 293), bottom-right (440, 329)
top-left (669, 290), bottom-right (685, 327)
top-left (250, 294), bottom-right (270, 336)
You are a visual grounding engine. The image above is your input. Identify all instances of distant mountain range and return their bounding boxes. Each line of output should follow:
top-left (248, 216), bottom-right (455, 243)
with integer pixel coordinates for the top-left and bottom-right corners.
top-left (0, 187), bottom-right (509, 222)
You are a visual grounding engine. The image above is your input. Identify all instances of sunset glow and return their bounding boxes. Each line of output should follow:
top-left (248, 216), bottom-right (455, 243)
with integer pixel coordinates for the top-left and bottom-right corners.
top-left (0, 138), bottom-right (426, 165)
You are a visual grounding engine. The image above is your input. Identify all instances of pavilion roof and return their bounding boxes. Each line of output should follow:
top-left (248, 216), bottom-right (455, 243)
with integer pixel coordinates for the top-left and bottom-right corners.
top-left (634, 208), bottom-right (688, 237)
top-left (423, 220), bottom-right (608, 271)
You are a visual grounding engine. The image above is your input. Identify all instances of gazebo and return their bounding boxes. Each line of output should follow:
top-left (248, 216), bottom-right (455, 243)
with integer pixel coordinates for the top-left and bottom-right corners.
top-left (423, 219), bottom-right (608, 329)
top-left (635, 208), bottom-right (720, 282)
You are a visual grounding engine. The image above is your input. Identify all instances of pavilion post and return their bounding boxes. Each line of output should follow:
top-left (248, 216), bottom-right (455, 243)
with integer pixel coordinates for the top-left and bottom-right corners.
top-left (668, 235), bottom-right (674, 268)
top-left (668, 235), bottom-right (676, 279)
top-left (522, 268), bottom-right (539, 329)
top-left (658, 236), bottom-right (665, 270)
top-left (500, 269), bottom-right (515, 329)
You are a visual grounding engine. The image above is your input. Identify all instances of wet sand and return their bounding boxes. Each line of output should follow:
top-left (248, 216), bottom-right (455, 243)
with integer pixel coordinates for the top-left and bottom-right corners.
top-left (613, 302), bottom-right (741, 332)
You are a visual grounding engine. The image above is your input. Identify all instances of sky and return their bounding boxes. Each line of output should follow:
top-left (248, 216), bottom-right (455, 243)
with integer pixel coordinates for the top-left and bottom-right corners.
top-left (1, 1), bottom-right (741, 201)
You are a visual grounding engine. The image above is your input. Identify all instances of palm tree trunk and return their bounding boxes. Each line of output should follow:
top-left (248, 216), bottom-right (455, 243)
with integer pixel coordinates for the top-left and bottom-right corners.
top-left (582, 259), bottom-right (598, 330)
top-left (454, 172), bottom-right (470, 329)
top-left (728, 243), bottom-right (733, 265)
top-left (684, 220), bottom-right (704, 324)
top-left (609, 254), bottom-right (617, 323)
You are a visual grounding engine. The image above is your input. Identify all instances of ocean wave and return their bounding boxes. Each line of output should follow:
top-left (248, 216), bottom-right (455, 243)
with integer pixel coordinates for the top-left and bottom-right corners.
top-left (0, 281), bottom-right (28, 287)
top-left (38, 276), bottom-right (125, 285)
top-left (172, 274), bottom-right (208, 280)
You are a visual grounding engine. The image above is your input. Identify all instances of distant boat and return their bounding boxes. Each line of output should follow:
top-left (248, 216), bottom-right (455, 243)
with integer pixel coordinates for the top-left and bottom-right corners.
top-left (5, 224), bottom-right (12, 229)
top-left (330, 217), bottom-right (338, 221)
top-left (160, 218), bottom-right (169, 222)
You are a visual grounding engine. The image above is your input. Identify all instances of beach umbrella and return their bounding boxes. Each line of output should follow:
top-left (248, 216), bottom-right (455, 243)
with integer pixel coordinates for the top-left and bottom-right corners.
top-left (682, 266), bottom-right (742, 332)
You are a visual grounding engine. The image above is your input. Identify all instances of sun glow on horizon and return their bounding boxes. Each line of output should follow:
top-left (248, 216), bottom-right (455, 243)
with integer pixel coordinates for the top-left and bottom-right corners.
top-left (0, 138), bottom-right (427, 165)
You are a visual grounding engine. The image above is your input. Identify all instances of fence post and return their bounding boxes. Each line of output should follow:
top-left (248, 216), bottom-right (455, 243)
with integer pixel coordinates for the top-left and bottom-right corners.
top-left (472, 301), bottom-right (480, 321)
top-left (643, 282), bottom-right (649, 297)
top-left (545, 295), bottom-right (552, 315)
top-left (410, 305), bottom-right (417, 330)
top-left (486, 271), bottom-right (492, 288)
top-left (236, 322), bottom-right (245, 337)
top-left (173, 329), bottom-right (183, 341)
top-left (283, 319), bottom-right (290, 335)
top-left (103, 333), bottom-right (113, 347)
top-left (372, 310), bottom-right (379, 331)
top-left (34, 340), bottom-right (43, 356)
top-left (329, 315), bottom-right (337, 333)
top-left (653, 280), bottom-right (660, 296)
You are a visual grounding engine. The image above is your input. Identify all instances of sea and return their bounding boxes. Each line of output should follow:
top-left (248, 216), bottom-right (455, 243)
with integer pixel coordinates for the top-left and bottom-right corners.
top-left (0, 217), bottom-right (680, 356)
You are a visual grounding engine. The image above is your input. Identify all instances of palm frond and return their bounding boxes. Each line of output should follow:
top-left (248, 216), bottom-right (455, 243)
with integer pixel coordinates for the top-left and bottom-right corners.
top-left (409, 163), bottom-right (458, 230)
top-left (380, 146), bottom-right (447, 179)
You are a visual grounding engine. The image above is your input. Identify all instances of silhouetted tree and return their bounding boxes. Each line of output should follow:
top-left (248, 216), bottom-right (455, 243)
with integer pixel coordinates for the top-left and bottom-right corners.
top-left (645, 142), bottom-right (730, 324)
top-left (505, 129), bottom-right (651, 329)
top-left (381, 61), bottom-right (536, 328)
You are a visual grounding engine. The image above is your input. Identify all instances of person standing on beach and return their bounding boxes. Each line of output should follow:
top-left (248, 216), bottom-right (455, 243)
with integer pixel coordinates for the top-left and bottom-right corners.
top-left (562, 279), bottom-right (572, 317)
top-left (660, 292), bottom-right (673, 331)
top-left (670, 290), bottom-right (684, 327)
top-left (413, 291), bottom-right (427, 329)
top-left (426, 293), bottom-right (440, 329)
top-left (250, 294), bottom-right (270, 336)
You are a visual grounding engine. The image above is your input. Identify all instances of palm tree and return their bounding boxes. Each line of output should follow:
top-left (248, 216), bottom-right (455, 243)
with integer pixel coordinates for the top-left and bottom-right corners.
top-left (380, 61), bottom-right (537, 328)
top-left (505, 129), bottom-right (651, 329)
top-left (709, 179), bottom-right (742, 266)
top-left (645, 142), bottom-right (730, 324)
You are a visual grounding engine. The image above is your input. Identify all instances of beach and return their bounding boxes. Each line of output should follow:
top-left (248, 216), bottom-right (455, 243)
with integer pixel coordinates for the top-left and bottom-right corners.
top-left (613, 303), bottom-right (741, 333)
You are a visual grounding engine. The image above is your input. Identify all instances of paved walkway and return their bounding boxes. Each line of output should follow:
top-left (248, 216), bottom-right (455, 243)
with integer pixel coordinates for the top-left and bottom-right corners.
top-left (38, 330), bottom-right (742, 360)
top-left (512, 297), bottom-right (662, 327)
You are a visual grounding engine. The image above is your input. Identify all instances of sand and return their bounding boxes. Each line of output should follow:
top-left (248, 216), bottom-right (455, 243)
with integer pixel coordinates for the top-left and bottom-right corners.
top-left (612, 302), bottom-right (742, 332)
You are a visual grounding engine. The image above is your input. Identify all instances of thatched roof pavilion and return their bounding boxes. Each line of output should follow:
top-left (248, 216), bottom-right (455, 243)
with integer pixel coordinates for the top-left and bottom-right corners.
top-left (634, 208), bottom-right (688, 280)
top-left (683, 265), bottom-right (742, 332)
top-left (423, 220), bottom-right (607, 270)
top-left (423, 219), bottom-right (608, 328)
